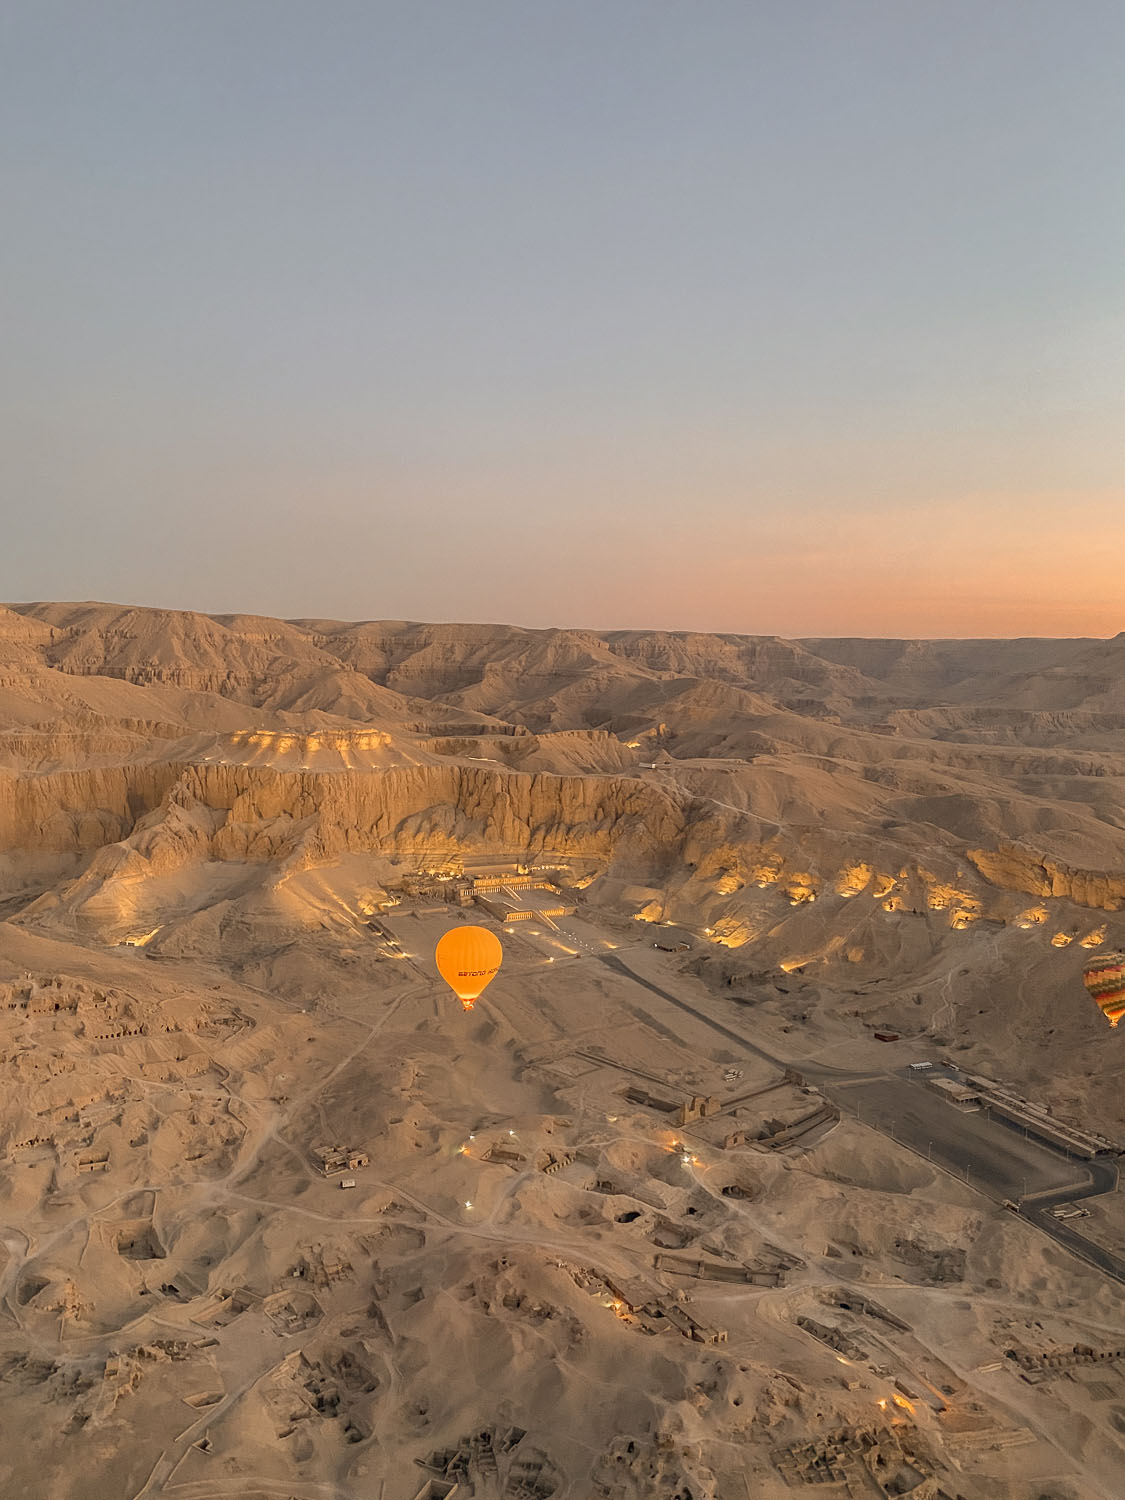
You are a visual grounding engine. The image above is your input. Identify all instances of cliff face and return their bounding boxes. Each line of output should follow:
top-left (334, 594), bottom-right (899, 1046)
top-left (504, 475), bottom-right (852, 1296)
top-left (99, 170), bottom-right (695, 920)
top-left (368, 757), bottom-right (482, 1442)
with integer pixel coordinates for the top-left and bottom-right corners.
top-left (191, 762), bottom-right (689, 866)
top-left (0, 765), bottom-right (183, 853)
top-left (968, 845), bottom-right (1125, 912)
top-left (7, 751), bottom-right (1124, 954)
top-left (0, 760), bottom-right (689, 868)
top-left (3, 603), bottom-right (1125, 925)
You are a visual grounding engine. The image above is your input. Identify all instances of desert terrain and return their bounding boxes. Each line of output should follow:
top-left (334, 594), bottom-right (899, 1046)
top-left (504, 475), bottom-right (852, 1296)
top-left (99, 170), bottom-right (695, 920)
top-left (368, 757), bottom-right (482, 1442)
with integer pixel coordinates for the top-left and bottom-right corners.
top-left (0, 602), bottom-right (1123, 1500)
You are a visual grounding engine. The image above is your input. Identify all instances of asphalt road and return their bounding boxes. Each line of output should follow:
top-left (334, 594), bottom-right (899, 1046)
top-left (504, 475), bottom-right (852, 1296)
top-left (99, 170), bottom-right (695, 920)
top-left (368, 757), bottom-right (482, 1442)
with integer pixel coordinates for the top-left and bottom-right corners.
top-left (598, 952), bottom-right (793, 1072)
top-left (1022, 1199), bottom-right (1125, 1282)
top-left (830, 1074), bottom-right (1084, 1199)
top-left (598, 950), bottom-right (1125, 1285)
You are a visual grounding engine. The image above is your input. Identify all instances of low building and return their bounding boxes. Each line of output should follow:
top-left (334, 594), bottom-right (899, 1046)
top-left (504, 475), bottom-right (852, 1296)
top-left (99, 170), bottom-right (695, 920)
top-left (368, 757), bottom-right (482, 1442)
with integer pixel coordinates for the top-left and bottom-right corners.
top-left (538, 1149), bottom-right (575, 1175)
top-left (313, 1144), bottom-right (369, 1177)
top-left (925, 1077), bottom-right (981, 1111)
top-left (677, 1094), bottom-right (719, 1125)
top-left (604, 1274), bottom-right (660, 1313)
top-left (653, 928), bottom-right (694, 952)
top-left (482, 1144), bottom-right (526, 1166)
top-left (623, 1085), bottom-right (678, 1115)
top-left (660, 1302), bottom-right (727, 1344)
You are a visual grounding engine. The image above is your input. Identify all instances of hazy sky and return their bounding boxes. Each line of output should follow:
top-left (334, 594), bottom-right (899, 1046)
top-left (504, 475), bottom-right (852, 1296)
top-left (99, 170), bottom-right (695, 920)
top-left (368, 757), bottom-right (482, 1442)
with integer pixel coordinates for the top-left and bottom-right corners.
top-left (2, 2), bottom-right (1123, 637)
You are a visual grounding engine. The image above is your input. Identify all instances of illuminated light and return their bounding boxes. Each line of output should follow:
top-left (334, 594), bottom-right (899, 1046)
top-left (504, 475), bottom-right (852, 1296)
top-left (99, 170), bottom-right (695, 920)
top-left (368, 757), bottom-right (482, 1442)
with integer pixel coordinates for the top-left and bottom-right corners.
top-left (876, 1398), bottom-right (888, 1410)
top-left (891, 1393), bottom-right (915, 1415)
top-left (835, 863), bottom-right (873, 898)
top-left (784, 875), bottom-right (818, 906)
top-left (1080, 928), bottom-right (1106, 949)
top-left (468, 1133), bottom-right (475, 1141)
top-left (464, 1201), bottom-right (473, 1209)
top-left (509, 1129), bottom-right (516, 1137)
top-left (1051, 932), bottom-right (1073, 947)
top-left (121, 926), bottom-right (163, 948)
top-left (459, 1145), bottom-right (470, 1155)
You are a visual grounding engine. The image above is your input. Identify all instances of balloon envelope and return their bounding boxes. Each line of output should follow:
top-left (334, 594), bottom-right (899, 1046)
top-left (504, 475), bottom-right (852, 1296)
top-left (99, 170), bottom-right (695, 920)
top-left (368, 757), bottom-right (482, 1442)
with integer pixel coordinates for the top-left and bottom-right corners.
top-left (435, 925), bottom-right (503, 1011)
top-left (1082, 952), bottom-right (1125, 1028)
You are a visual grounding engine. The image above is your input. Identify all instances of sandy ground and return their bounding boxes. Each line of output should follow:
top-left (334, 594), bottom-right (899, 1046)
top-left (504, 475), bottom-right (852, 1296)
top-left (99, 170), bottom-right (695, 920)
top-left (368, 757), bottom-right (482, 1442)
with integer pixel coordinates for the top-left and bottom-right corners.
top-left (0, 605), bottom-right (1123, 1498)
top-left (0, 897), bottom-right (1122, 1500)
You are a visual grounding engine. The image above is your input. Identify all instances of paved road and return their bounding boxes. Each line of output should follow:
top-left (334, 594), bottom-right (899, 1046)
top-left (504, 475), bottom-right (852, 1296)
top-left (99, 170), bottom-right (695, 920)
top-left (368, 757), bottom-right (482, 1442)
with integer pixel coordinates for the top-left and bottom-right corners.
top-left (598, 951), bottom-right (1125, 1285)
top-left (1016, 1149), bottom-right (1124, 1282)
top-left (598, 952), bottom-right (792, 1072)
top-left (830, 1074), bottom-right (1085, 1199)
top-left (1022, 1197), bottom-right (1125, 1282)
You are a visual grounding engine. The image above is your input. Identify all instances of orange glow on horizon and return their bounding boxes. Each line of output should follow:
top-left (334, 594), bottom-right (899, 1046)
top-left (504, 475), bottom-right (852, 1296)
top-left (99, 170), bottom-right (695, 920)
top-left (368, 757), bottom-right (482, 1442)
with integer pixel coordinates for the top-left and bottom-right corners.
top-left (612, 491), bottom-right (1125, 639)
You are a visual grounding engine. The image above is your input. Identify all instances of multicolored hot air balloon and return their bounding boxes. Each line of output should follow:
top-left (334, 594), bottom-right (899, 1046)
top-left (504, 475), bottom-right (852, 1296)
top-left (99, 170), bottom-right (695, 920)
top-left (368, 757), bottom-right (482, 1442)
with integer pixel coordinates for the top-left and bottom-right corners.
top-left (435, 925), bottom-right (503, 1012)
top-left (1082, 952), bottom-right (1125, 1028)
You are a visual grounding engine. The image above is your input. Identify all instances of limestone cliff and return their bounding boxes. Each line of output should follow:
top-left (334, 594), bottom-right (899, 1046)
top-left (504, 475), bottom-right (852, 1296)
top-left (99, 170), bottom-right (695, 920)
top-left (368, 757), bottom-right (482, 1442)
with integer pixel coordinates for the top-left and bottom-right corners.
top-left (968, 844), bottom-right (1125, 911)
top-left (0, 760), bottom-right (688, 870)
top-left (4, 603), bottom-right (1125, 924)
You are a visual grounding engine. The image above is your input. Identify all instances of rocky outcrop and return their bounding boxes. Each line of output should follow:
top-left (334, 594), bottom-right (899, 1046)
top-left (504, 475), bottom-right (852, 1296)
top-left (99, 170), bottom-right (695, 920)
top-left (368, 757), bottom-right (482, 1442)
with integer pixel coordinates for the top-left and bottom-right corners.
top-left (968, 844), bottom-right (1125, 911)
top-left (4, 603), bottom-right (1125, 919)
top-left (0, 765), bottom-right (182, 853)
top-left (0, 760), bottom-right (690, 871)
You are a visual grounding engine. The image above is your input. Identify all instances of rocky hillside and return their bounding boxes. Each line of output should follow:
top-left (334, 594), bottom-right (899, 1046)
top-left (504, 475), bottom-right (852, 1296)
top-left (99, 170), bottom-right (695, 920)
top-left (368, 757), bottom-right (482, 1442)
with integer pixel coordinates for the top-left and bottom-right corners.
top-left (0, 601), bottom-right (1122, 1149)
top-left (3, 603), bottom-right (1125, 887)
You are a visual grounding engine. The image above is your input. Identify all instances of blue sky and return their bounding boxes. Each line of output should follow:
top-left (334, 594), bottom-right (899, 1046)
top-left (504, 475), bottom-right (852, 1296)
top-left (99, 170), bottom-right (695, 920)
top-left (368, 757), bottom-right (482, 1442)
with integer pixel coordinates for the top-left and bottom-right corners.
top-left (2, 2), bottom-right (1123, 634)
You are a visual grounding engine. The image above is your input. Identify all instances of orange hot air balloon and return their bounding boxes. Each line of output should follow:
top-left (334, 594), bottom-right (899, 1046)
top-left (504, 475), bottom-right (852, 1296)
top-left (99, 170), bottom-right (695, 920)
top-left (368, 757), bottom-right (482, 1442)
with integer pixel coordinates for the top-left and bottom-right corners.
top-left (1083, 952), bottom-right (1125, 1028)
top-left (435, 925), bottom-right (503, 1012)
